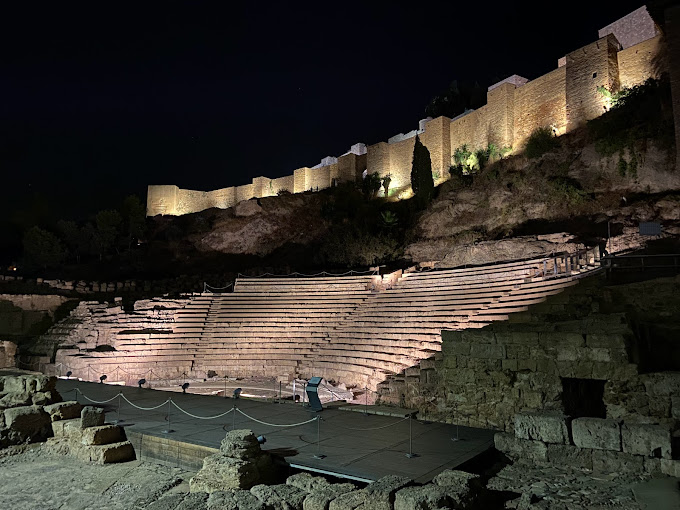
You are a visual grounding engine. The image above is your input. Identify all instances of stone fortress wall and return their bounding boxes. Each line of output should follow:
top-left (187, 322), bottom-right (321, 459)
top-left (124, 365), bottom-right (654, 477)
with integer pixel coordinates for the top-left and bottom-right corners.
top-left (147, 6), bottom-right (663, 217)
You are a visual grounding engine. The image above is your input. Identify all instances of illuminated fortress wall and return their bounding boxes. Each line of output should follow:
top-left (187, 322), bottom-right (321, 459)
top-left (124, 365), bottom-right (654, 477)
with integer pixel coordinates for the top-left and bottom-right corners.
top-left (147, 7), bottom-right (662, 216)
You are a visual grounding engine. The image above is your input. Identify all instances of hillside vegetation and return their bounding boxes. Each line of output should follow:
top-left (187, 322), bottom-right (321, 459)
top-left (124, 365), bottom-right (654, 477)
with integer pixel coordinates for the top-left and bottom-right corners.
top-left (11, 77), bottom-right (680, 278)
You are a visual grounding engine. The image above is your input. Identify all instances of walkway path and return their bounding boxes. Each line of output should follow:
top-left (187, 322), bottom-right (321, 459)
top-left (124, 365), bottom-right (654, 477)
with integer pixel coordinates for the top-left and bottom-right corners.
top-left (57, 379), bottom-right (494, 483)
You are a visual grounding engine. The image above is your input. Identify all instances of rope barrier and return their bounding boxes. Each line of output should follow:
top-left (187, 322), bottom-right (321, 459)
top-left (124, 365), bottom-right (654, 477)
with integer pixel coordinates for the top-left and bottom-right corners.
top-left (74, 388), bottom-right (121, 405)
top-left (120, 393), bottom-right (171, 411)
top-left (204, 282), bottom-right (234, 293)
top-left (236, 408), bottom-right (318, 428)
top-left (170, 400), bottom-right (234, 420)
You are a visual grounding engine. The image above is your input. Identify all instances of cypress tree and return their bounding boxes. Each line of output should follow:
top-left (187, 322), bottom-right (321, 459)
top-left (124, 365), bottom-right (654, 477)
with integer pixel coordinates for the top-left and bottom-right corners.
top-left (410, 134), bottom-right (434, 205)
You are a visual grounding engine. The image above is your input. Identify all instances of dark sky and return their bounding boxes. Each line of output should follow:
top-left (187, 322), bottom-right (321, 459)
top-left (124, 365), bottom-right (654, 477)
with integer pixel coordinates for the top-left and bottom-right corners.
top-left (0, 0), bottom-right (646, 242)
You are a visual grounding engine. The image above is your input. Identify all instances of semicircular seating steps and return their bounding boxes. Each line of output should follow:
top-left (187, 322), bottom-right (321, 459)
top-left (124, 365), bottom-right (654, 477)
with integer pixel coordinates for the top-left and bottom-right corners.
top-left (52, 250), bottom-right (601, 391)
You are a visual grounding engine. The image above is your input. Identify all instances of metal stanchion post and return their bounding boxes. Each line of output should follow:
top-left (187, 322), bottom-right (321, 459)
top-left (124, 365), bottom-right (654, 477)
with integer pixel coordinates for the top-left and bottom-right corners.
top-left (224, 375), bottom-right (228, 399)
top-left (279, 381), bottom-right (282, 402)
top-left (405, 414), bottom-right (418, 458)
top-left (364, 386), bottom-right (368, 416)
top-left (451, 401), bottom-right (461, 442)
top-left (313, 416), bottom-right (325, 459)
top-left (163, 400), bottom-right (174, 434)
top-left (232, 405), bottom-right (236, 430)
top-left (113, 393), bottom-right (124, 424)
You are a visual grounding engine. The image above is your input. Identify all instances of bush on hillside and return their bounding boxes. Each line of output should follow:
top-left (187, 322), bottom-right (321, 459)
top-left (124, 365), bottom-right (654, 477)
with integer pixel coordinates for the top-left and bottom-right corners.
top-left (589, 76), bottom-right (674, 157)
top-left (524, 127), bottom-right (560, 159)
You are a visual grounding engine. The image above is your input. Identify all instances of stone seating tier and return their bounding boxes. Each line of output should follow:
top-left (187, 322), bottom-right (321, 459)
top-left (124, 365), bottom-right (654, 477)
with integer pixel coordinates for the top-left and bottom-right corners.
top-left (50, 256), bottom-right (601, 390)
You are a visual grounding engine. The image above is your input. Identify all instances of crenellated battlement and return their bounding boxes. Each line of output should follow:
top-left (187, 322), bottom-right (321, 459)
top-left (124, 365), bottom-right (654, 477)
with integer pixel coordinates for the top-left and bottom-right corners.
top-left (147, 6), bottom-right (663, 217)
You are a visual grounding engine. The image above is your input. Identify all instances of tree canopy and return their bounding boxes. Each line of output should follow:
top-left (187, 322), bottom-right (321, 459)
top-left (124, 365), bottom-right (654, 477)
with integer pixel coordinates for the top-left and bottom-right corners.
top-left (411, 135), bottom-right (434, 206)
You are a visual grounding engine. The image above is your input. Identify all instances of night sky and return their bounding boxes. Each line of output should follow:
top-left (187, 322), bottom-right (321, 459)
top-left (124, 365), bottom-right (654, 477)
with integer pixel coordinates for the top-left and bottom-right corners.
top-left (0, 1), bottom-right (646, 252)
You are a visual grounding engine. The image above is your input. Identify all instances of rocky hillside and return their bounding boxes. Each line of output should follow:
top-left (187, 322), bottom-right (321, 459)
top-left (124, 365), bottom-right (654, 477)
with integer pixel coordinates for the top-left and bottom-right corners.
top-left (147, 139), bottom-right (679, 272)
top-left (147, 79), bottom-right (679, 272)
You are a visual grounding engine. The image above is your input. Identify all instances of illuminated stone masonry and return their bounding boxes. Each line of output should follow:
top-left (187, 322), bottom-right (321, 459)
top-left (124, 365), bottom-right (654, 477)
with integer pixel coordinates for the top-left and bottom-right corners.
top-left (41, 249), bottom-right (601, 393)
top-left (147, 6), bottom-right (663, 217)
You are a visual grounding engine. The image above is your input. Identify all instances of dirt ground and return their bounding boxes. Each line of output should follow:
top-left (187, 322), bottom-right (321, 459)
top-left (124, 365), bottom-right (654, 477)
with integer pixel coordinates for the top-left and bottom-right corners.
top-left (0, 445), bottom-right (193, 510)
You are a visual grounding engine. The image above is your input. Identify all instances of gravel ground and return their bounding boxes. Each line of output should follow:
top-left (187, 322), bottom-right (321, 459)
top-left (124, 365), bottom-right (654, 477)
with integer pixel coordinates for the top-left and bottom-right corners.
top-left (0, 445), bottom-right (192, 510)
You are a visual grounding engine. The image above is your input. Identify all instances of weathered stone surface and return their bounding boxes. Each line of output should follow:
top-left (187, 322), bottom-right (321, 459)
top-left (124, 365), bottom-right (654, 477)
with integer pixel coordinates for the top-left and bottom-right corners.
top-left (174, 492), bottom-right (209, 510)
top-left (302, 483), bottom-right (355, 510)
top-left (571, 417), bottom-right (621, 451)
top-left (207, 489), bottom-right (265, 510)
top-left (286, 472), bottom-right (330, 492)
top-left (191, 455), bottom-right (269, 493)
top-left (43, 401), bottom-right (82, 421)
top-left (2, 405), bottom-right (51, 444)
top-left (220, 429), bottom-right (263, 460)
top-left (546, 444), bottom-right (593, 470)
top-left (30, 391), bottom-right (59, 406)
top-left (432, 469), bottom-right (478, 489)
top-left (81, 406), bottom-right (105, 428)
top-left (234, 200), bottom-right (263, 217)
top-left (250, 484), bottom-right (307, 510)
top-left (145, 493), bottom-right (190, 510)
top-left (329, 475), bottom-right (411, 510)
top-left (660, 459), bottom-right (680, 478)
top-left (592, 450), bottom-right (644, 474)
top-left (80, 424), bottom-right (125, 446)
top-left (0, 391), bottom-right (31, 408)
top-left (327, 491), bottom-right (366, 510)
top-left (494, 432), bottom-right (548, 462)
top-left (394, 485), bottom-right (449, 510)
top-left (514, 411), bottom-right (569, 444)
top-left (621, 423), bottom-right (671, 459)
top-left (51, 418), bottom-right (83, 439)
top-left (74, 440), bottom-right (136, 464)
top-left (0, 374), bottom-right (56, 394)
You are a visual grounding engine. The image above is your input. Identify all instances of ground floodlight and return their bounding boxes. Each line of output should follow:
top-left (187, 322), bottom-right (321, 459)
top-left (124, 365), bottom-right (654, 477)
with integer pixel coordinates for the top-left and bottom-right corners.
top-left (233, 388), bottom-right (242, 399)
top-left (181, 382), bottom-right (190, 394)
top-left (99, 374), bottom-right (107, 383)
top-left (257, 435), bottom-right (267, 445)
top-left (66, 371), bottom-right (72, 379)
top-left (138, 378), bottom-right (146, 388)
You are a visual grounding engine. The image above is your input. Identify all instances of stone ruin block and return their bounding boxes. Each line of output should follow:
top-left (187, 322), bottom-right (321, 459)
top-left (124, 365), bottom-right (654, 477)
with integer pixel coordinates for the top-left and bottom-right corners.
top-left (514, 411), bottom-right (570, 444)
top-left (621, 423), bottom-right (672, 459)
top-left (190, 429), bottom-right (276, 493)
top-left (43, 401), bottom-right (82, 422)
top-left (660, 459), bottom-right (680, 477)
top-left (81, 406), bottom-right (105, 428)
top-left (329, 475), bottom-right (411, 510)
top-left (546, 444), bottom-right (593, 470)
top-left (592, 450), bottom-right (644, 474)
top-left (571, 417), bottom-right (621, 451)
top-left (1, 405), bottom-right (52, 446)
top-left (494, 432), bottom-right (548, 462)
top-left (250, 484), bottom-right (307, 510)
top-left (394, 485), bottom-right (450, 510)
top-left (81, 424), bottom-right (125, 446)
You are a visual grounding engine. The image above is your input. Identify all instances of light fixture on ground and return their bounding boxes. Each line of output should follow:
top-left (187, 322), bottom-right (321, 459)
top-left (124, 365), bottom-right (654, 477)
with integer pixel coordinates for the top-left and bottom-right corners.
top-left (256, 435), bottom-right (266, 445)
top-left (66, 371), bottom-right (72, 379)
top-left (99, 374), bottom-right (107, 384)
top-left (138, 378), bottom-right (146, 388)
top-left (233, 388), bottom-right (242, 399)
top-left (181, 382), bottom-right (190, 394)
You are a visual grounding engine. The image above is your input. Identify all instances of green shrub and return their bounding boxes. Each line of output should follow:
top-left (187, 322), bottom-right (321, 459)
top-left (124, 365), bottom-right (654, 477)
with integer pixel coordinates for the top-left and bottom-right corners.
top-left (549, 176), bottom-right (587, 206)
top-left (589, 76), bottom-right (674, 156)
top-left (524, 127), bottom-right (560, 159)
